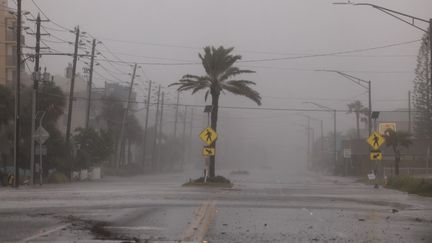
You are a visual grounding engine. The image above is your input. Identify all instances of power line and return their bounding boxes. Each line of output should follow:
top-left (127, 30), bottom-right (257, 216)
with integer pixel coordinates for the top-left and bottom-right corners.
top-left (93, 39), bottom-right (421, 66)
top-left (30, 0), bottom-right (72, 32)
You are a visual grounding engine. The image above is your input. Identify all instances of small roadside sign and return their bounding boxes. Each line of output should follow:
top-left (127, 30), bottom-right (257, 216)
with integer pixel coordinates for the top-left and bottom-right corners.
top-left (202, 146), bottom-right (215, 156)
top-left (370, 150), bottom-right (383, 160)
top-left (199, 127), bottom-right (218, 145)
top-left (367, 171), bottom-right (376, 180)
top-left (367, 131), bottom-right (385, 150)
top-left (34, 126), bottom-right (50, 144)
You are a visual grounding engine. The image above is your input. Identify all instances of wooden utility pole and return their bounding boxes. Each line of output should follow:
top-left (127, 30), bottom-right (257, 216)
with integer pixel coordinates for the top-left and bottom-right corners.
top-left (151, 85), bottom-right (161, 169)
top-left (188, 108), bottom-right (194, 166)
top-left (13, 0), bottom-right (22, 187)
top-left (85, 39), bottom-right (97, 129)
top-left (157, 91), bottom-right (165, 169)
top-left (173, 92), bottom-right (179, 137)
top-left (29, 14), bottom-right (42, 186)
top-left (182, 106), bottom-right (187, 166)
top-left (142, 80), bottom-right (152, 167)
top-left (116, 64), bottom-right (138, 168)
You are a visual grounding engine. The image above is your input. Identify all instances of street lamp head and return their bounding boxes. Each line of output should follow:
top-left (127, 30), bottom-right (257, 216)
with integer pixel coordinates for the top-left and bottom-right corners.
top-left (332, 1), bottom-right (354, 5)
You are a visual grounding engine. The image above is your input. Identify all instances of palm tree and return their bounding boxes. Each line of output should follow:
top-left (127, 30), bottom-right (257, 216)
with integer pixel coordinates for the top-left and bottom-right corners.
top-left (347, 100), bottom-right (369, 138)
top-left (170, 46), bottom-right (262, 177)
top-left (383, 129), bottom-right (412, 176)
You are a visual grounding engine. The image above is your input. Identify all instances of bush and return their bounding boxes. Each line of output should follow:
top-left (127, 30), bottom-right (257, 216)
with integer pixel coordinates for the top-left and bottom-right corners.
top-left (47, 171), bottom-right (69, 184)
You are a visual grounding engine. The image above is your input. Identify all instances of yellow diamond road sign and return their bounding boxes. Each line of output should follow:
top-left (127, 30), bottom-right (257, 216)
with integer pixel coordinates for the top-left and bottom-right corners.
top-left (199, 127), bottom-right (218, 145)
top-left (202, 147), bottom-right (215, 156)
top-left (367, 131), bottom-right (385, 150)
top-left (370, 151), bottom-right (383, 160)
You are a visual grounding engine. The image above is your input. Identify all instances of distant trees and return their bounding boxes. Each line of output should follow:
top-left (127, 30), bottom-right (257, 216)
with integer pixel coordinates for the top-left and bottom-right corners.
top-left (100, 95), bottom-right (143, 167)
top-left (170, 46), bottom-right (261, 177)
top-left (383, 129), bottom-right (412, 176)
top-left (346, 100), bottom-right (369, 138)
top-left (73, 128), bottom-right (114, 169)
top-left (412, 30), bottom-right (431, 138)
top-left (0, 85), bottom-right (14, 126)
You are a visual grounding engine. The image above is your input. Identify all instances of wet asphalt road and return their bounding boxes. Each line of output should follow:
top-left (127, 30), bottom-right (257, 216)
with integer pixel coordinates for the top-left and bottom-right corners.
top-left (0, 169), bottom-right (431, 243)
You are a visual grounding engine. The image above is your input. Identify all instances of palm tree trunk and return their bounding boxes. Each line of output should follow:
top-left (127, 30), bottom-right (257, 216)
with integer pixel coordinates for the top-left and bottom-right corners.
top-left (356, 112), bottom-right (360, 138)
top-left (395, 150), bottom-right (400, 176)
top-left (209, 89), bottom-right (220, 178)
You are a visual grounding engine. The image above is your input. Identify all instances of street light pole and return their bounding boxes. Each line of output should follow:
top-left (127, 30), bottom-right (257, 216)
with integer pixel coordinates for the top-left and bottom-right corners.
top-left (316, 69), bottom-right (372, 135)
top-left (334, 2), bottom-right (432, 136)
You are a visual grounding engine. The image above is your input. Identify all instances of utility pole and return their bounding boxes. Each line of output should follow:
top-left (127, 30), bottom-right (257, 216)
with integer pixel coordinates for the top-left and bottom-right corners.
top-left (151, 85), bottom-right (161, 169)
top-left (13, 0), bottom-right (22, 187)
top-left (173, 92), bottom-right (179, 137)
top-left (116, 64), bottom-right (138, 168)
top-left (429, 19), bottom-right (432, 139)
top-left (368, 81), bottom-right (372, 135)
top-left (188, 108), bottom-right (194, 167)
top-left (65, 26), bottom-right (80, 143)
top-left (85, 39), bottom-right (97, 129)
top-left (408, 90), bottom-right (412, 135)
top-left (142, 80), bottom-right (152, 167)
top-left (320, 119), bottom-right (324, 156)
top-left (333, 109), bottom-right (337, 173)
top-left (182, 106), bottom-right (187, 166)
top-left (65, 26), bottom-right (80, 180)
top-left (306, 116), bottom-right (311, 167)
top-left (157, 91), bottom-right (165, 168)
top-left (29, 13), bottom-right (42, 186)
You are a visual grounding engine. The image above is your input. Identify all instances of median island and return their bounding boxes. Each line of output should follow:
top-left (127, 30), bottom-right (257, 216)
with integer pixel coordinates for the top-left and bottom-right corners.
top-left (183, 175), bottom-right (233, 188)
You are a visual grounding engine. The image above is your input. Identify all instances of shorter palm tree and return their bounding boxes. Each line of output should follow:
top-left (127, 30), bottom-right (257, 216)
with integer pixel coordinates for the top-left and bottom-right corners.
top-left (347, 100), bottom-right (369, 138)
top-left (383, 129), bottom-right (412, 176)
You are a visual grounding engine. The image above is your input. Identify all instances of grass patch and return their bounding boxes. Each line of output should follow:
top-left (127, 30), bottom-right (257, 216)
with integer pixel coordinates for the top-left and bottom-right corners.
top-left (386, 176), bottom-right (432, 197)
top-left (183, 175), bottom-right (233, 188)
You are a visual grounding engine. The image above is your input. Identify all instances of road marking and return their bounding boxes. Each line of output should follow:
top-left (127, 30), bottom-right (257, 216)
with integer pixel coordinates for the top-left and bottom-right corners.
top-left (21, 223), bottom-right (69, 242)
top-left (182, 200), bottom-right (216, 242)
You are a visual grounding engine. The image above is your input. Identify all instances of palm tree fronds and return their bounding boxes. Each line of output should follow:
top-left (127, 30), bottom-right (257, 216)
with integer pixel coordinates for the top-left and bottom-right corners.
top-left (221, 82), bottom-right (262, 105)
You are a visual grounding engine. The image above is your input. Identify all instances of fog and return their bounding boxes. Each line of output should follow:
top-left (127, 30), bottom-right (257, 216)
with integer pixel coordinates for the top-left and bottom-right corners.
top-left (21, 0), bottom-right (431, 172)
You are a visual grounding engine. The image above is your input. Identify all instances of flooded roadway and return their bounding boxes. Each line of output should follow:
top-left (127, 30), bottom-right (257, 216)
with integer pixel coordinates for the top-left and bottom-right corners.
top-left (0, 169), bottom-right (431, 242)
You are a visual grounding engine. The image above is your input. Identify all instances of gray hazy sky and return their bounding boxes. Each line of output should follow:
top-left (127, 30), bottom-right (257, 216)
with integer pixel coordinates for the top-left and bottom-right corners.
top-left (18, 0), bottom-right (432, 168)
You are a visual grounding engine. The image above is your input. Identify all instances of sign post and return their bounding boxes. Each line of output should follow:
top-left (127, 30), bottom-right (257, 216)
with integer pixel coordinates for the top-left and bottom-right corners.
top-left (34, 125), bottom-right (49, 185)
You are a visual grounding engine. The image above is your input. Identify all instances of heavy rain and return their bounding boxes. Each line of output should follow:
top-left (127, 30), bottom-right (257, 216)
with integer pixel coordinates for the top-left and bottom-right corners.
top-left (0, 0), bottom-right (431, 242)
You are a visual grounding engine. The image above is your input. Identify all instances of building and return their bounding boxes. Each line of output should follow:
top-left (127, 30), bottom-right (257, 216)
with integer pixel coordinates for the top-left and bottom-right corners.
top-left (375, 109), bottom-right (411, 134)
top-left (0, 0), bottom-right (19, 86)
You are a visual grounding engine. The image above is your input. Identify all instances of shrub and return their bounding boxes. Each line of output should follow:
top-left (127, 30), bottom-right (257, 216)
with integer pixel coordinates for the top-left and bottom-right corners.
top-left (47, 171), bottom-right (69, 184)
top-left (386, 176), bottom-right (432, 196)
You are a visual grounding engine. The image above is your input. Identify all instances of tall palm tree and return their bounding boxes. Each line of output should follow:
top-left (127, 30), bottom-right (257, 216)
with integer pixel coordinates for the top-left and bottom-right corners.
top-left (347, 100), bottom-right (369, 138)
top-left (170, 46), bottom-right (261, 177)
top-left (383, 129), bottom-right (412, 176)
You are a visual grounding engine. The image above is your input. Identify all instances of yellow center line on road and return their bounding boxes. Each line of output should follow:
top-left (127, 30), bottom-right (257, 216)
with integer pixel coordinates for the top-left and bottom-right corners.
top-left (181, 200), bottom-right (216, 242)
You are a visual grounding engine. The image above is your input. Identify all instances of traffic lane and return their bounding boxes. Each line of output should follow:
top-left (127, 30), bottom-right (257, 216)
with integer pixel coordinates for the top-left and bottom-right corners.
top-left (206, 194), bottom-right (432, 243)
